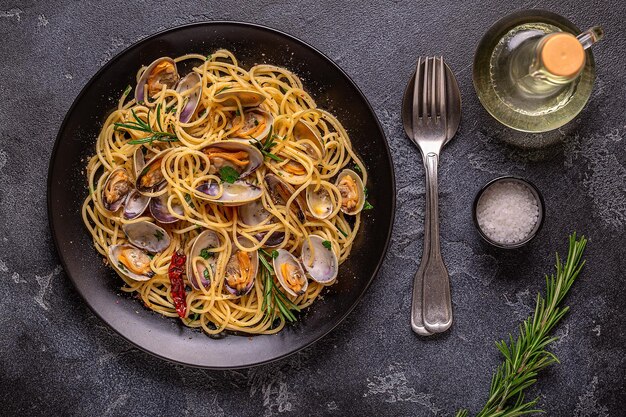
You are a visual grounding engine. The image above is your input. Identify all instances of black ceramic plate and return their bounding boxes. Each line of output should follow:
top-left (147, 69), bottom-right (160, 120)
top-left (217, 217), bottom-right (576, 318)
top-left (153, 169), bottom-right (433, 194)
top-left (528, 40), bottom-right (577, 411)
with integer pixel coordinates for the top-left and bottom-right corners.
top-left (48, 22), bottom-right (395, 369)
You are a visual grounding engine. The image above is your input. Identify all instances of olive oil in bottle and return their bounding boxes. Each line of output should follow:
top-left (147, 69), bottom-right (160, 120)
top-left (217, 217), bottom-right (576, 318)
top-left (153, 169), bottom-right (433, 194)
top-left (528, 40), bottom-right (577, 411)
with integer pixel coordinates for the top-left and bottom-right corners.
top-left (473, 10), bottom-right (603, 133)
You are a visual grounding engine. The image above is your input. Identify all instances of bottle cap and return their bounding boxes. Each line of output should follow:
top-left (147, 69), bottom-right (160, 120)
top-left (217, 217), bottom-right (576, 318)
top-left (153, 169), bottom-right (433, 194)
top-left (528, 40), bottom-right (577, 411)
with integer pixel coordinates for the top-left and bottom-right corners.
top-left (540, 33), bottom-right (585, 78)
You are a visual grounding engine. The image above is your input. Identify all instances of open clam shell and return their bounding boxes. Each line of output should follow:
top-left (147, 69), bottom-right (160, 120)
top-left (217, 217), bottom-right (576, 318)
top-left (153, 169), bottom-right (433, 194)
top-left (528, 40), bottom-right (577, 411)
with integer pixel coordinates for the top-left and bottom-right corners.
top-left (238, 199), bottom-right (272, 227)
top-left (238, 200), bottom-right (286, 248)
top-left (232, 108), bottom-right (273, 141)
top-left (273, 249), bottom-right (308, 297)
top-left (122, 221), bottom-right (170, 253)
top-left (214, 88), bottom-right (266, 108)
top-left (224, 237), bottom-right (259, 296)
top-left (176, 72), bottom-right (202, 123)
top-left (264, 174), bottom-right (306, 221)
top-left (149, 193), bottom-right (184, 224)
top-left (133, 147), bottom-right (146, 178)
top-left (186, 230), bottom-right (221, 290)
top-left (335, 169), bottom-right (365, 215)
top-left (294, 120), bottom-right (325, 160)
top-left (102, 168), bottom-right (132, 212)
top-left (301, 236), bottom-right (338, 285)
top-left (123, 189), bottom-right (150, 220)
top-left (108, 244), bottom-right (154, 281)
top-left (306, 183), bottom-right (334, 219)
top-left (196, 180), bottom-right (262, 206)
top-left (136, 150), bottom-right (168, 194)
top-left (202, 140), bottom-right (263, 178)
top-left (135, 57), bottom-right (179, 103)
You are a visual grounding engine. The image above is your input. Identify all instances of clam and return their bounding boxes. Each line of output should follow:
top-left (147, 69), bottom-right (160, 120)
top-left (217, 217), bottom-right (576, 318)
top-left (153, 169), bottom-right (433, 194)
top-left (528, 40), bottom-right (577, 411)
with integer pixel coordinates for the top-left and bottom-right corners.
top-left (231, 108), bottom-right (273, 141)
top-left (239, 199), bottom-right (272, 227)
top-left (123, 189), bottom-right (150, 220)
top-left (294, 120), bottom-right (325, 160)
top-left (264, 174), bottom-right (306, 221)
top-left (133, 147), bottom-right (146, 178)
top-left (122, 221), bottom-right (170, 253)
top-left (186, 230), bottom-right (221, 290)
top-left (136, 151), bottom-right (168, 194)
top-left (273, 249), bottom-right (308, 297)
top-left (281, 160), bottom-right (307, 177)
top-left (135, 57), bottom-right (179, 103)
top-left (202, 140), bottom-right (263, 178)
top-left (224, 237), bottom-right (259, 296)
top-left (108, 244), bottom-right (154, 281)
top-left (176, 72), bottom-right (202, 123)
top-left (306, 183), bottom-right (334, 220)
top-left (149, 193), bottom-right (184, 224)
top-left (238, 200), bottom-right (285, 248)
top-left (196, 180), bottom-right (262, 206)
top-left (214, 88), bottom-right (266, 108)
top-left (301, 236), bottom-right (338, 285)
top-left (102, 168), bottom-right (132, 212)
top-left (335, 169), bottom-right (365, 215)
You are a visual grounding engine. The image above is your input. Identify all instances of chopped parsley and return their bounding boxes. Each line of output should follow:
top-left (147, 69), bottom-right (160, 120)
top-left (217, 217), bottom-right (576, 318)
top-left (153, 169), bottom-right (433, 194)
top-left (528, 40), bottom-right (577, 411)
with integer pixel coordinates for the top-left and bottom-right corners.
top-left (235, 109), bottom-right (241, 116)
top-left (363, 201), bottom-right (374, 210)
top-left (117, 262), bottom-right (127, 272)
top-left (205, 54), bottom-right (212, 61)
top-left (219, 166), bottom-right (240, 184)
top-left (279, 85), bottom-right (287, 94)
top-left (154, 230), bottom-right (164, 241)
top-left (322, 240), bottom-right (332, 250)
top-left (200, 248), bottom-right (214, 259)
top-left (353, 164), bottom-right (362, 173)
top-left (364, 187), bottom-right (369, 197)
top-left (190, 313), bottom-right (200, 321)
top-left (203, 269), bottom-right (209, 279)
top-left (253, 118), bottom-right (259, 126)
top-left (271, 250), bottom-right (279, 259)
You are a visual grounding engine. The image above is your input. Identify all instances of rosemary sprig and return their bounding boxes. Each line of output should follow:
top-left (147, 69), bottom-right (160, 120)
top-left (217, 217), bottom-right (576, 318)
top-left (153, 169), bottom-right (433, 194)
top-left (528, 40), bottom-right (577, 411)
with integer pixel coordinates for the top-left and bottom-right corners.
top-left (456, 233), bottom-right (587, 417)
top-left (249, 126), bottom-right (284, 162)
top-left (114, 106), bottom-right (179, 145)
top-left (258, 249), bottom-right (300, 323)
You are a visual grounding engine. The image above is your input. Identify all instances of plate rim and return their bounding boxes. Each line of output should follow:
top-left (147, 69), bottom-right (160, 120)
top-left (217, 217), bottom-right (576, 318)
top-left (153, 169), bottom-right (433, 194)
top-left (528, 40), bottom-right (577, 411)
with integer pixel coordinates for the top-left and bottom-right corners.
top-left (47, 20), bottom-right (396, 369)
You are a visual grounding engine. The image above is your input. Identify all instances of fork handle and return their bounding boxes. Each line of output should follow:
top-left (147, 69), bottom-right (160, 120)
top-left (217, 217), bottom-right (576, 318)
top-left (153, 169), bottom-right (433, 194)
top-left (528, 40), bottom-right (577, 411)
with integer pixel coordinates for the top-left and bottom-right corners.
top-left (420, 152), bottom-right (452, 333)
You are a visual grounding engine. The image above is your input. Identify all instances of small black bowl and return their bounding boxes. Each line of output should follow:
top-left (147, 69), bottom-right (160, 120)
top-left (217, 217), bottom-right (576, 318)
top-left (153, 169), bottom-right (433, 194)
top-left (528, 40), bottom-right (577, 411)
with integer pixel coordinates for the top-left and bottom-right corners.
top-left (472, 176), bottom-right (545, 249)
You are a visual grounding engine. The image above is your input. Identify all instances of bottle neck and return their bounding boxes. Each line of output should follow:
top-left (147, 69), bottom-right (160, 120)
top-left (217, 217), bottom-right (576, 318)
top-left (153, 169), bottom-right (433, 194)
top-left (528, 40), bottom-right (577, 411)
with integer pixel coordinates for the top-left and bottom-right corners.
top-left (512, 32), bottom-right (585, 96)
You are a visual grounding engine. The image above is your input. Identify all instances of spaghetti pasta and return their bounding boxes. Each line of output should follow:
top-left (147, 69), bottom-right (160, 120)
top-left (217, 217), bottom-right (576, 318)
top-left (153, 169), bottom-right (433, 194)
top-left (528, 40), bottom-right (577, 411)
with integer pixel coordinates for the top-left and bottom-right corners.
top-left (82, 50), bottom-right (368, 335)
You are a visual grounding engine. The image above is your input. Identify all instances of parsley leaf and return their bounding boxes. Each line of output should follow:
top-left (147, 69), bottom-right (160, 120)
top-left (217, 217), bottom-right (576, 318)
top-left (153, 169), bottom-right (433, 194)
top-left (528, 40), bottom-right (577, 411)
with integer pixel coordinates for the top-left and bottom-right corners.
top-left (190, 313), bottom-right (200, 321)
top-left (353, 164), bottom-right (362, 173)
top-left (205, 54), bottom-right (212, 61)
top-left (203, 269), bottom-right (209, 279)
top-left (322, 240), bottom-right (332, 250)
top-left (200, 248), bottom-right (214, 259)
top-left (364, 201), bottom-right (374, 210)
top-left (336, 226), bottom-right (348, 237)
top-left (271, 250), bottom-right (279, 259)
top-left (219, 166), bottom-right (240, 184)
top-left (117, 262), bottom-right (127, 272)
top-left (154, 230), bottom-right (164, 241)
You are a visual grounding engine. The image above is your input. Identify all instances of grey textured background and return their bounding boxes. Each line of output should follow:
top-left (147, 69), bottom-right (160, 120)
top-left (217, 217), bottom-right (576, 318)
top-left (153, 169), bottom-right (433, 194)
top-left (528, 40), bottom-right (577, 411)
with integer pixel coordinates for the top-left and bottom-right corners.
top-left (1, 1), bottom-right (625, 416)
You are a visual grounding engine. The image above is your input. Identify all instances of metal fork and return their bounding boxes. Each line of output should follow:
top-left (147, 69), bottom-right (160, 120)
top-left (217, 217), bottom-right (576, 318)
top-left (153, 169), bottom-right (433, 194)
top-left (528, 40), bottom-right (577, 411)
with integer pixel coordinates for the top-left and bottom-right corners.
top-left (410, 57), bottom-right (453, 335)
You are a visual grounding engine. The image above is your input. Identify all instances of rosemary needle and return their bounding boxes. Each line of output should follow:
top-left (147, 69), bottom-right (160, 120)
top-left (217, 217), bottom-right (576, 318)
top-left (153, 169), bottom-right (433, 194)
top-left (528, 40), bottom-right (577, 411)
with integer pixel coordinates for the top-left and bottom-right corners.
top-left (456, 233), bottom-right (587, 417)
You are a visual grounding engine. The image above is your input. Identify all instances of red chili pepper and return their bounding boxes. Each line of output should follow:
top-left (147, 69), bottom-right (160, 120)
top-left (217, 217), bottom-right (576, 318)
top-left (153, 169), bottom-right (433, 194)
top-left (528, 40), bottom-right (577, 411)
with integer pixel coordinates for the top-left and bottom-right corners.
top-left (168, 252), bottom-right (187, 318)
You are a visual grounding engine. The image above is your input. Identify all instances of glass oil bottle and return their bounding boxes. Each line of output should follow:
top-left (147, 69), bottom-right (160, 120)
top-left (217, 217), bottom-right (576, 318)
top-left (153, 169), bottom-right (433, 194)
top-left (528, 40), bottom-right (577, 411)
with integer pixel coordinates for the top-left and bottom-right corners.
top-left (473, 10), bottom-right (603, 133)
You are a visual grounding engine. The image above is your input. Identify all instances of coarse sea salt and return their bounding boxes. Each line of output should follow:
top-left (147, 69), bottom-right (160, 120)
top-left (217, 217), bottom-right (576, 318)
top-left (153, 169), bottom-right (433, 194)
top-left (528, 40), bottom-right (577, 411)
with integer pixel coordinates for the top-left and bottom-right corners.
top-left (476, 181), bottom-right (539, 244)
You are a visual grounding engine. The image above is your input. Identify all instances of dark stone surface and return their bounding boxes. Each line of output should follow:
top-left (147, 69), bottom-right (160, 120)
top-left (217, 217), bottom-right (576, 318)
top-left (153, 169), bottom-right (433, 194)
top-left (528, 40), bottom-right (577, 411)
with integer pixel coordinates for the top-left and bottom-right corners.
top-left (1, 1), bottom-right (625, 416)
